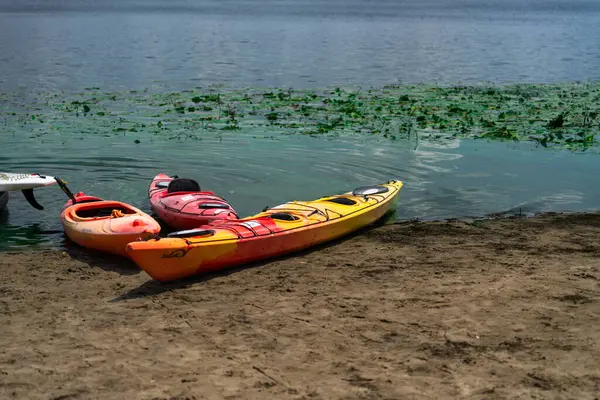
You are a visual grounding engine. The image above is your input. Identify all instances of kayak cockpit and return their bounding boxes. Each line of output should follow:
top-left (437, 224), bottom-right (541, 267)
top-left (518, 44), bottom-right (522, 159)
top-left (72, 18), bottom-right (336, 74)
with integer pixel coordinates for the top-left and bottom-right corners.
top-left (71, 202), bottom-right (139, 220)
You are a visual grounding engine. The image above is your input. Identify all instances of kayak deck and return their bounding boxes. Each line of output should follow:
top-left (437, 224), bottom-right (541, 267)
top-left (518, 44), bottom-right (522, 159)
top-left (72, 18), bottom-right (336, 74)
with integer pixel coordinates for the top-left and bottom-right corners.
top-left (127, 180), bottom-right (403, 281)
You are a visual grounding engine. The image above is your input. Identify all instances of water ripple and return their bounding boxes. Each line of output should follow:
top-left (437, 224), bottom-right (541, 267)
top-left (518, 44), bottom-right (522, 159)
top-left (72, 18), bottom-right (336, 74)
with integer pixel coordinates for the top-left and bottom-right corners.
top-left (2, 129), bottom-right (600, 250)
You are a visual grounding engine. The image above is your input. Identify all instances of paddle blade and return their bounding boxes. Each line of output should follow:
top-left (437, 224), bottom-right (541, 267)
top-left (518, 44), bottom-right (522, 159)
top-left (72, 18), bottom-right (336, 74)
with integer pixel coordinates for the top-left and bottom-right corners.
top-left (22, 188), bottom-right (44, 210)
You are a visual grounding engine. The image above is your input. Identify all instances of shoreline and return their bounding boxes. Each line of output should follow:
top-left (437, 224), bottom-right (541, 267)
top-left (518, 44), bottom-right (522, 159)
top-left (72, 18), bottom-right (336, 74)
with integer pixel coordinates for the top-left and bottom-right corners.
top-left (1, 210), bottom-right (600, 399)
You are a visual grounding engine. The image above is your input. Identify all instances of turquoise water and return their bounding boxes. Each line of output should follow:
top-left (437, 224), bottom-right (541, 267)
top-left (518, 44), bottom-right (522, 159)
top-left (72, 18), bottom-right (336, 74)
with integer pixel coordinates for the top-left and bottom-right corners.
top-left (2, 128), bottom-right (600, 251)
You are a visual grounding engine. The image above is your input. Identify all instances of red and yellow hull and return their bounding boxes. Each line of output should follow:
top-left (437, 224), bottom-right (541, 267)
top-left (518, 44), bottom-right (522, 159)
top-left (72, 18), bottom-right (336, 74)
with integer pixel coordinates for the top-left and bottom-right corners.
top-left (126, 180), bottom-right (403, 281)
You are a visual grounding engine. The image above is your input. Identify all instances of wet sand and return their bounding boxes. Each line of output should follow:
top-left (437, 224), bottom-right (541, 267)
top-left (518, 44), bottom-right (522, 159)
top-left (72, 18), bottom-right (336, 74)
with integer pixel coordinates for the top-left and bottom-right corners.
top-left (1, 211), bottom-right (599, 399)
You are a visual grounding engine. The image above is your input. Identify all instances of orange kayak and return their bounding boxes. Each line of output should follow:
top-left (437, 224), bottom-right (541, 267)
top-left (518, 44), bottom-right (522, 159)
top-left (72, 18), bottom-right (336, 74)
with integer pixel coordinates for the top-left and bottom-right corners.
top-left (126, 179), bottom-right (403, 282)
top-left (61, 191), bottom-right (161, 258)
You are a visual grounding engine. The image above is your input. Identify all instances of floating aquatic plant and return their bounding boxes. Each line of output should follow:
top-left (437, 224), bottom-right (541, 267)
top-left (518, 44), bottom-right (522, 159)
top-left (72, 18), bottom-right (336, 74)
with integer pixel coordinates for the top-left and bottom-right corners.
top-left (1, 82), bottom-right (599, 150)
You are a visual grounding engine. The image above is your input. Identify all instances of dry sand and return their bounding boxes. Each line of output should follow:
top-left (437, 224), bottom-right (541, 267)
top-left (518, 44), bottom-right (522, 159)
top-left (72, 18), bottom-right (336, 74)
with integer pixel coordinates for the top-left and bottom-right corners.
top-left (1, 212), bottom-right (599, 400)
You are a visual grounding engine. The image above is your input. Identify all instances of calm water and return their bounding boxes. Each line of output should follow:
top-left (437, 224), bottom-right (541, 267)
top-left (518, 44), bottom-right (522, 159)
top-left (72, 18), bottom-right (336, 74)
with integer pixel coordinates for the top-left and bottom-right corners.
top-left (1, 0), bottom-right (600, 250)
top-left (1, 0), bottom-right (599, 91)
top-left (2, 131), bottom-right (600, 250)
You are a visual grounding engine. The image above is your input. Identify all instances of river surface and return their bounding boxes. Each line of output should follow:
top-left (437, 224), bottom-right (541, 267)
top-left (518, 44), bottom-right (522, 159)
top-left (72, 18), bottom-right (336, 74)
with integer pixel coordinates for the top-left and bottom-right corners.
top-left (1, 0), bottom-right (599, 91)
top-left (2, 130), bottom-right (600, 250)
top-left (1, 0), bottom-right (600, 250)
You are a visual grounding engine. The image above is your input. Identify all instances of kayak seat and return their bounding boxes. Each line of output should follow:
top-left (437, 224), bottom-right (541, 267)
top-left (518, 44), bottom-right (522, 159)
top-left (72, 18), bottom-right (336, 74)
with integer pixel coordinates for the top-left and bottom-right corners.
top-left (167, 178), bottom-right (201, 193)
top-left (325, 197), bottom-right (357, 206)
top-left (268, 212), bottom-right (300, 221)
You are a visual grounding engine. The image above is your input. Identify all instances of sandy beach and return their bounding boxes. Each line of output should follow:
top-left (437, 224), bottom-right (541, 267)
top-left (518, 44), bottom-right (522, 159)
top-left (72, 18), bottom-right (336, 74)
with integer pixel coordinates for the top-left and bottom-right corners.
top-left (1, 211), bottom-right (599, 400)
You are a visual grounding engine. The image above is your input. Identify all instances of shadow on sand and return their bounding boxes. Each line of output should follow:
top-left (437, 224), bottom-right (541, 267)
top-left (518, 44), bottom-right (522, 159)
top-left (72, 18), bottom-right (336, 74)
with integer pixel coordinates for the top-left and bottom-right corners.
top-left (62, 236), bottom-right (142, 276)
top-left (110, 210), bottom-right (399, 302)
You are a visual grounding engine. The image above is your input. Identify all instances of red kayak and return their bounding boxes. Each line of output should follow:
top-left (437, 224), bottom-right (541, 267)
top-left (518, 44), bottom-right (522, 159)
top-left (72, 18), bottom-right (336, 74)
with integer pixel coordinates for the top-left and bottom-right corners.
top-left (148, 173), bottom-right (239, 230)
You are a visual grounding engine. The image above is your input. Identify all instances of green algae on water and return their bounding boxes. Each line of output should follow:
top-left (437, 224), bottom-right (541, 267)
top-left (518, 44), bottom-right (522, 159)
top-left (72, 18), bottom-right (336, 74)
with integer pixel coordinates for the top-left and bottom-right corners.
top-left (1, 82), bottom-right (599, 150)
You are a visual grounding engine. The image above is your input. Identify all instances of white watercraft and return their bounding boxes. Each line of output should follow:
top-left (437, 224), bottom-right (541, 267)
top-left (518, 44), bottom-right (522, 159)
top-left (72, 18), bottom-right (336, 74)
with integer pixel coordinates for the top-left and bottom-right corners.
top-left (0, 172), bottom-right (58, 211)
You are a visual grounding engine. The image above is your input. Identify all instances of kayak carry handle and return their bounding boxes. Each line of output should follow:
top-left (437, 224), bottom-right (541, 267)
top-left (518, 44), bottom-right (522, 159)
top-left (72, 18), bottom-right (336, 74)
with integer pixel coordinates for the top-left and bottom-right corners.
top-left (167, 228), bottom-right (216, 238)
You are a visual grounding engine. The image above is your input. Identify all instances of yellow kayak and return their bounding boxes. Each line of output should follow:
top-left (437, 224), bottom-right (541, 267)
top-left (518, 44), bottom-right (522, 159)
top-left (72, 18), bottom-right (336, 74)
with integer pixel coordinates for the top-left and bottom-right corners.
top-left (126, 180), bottom-right (403, 281)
